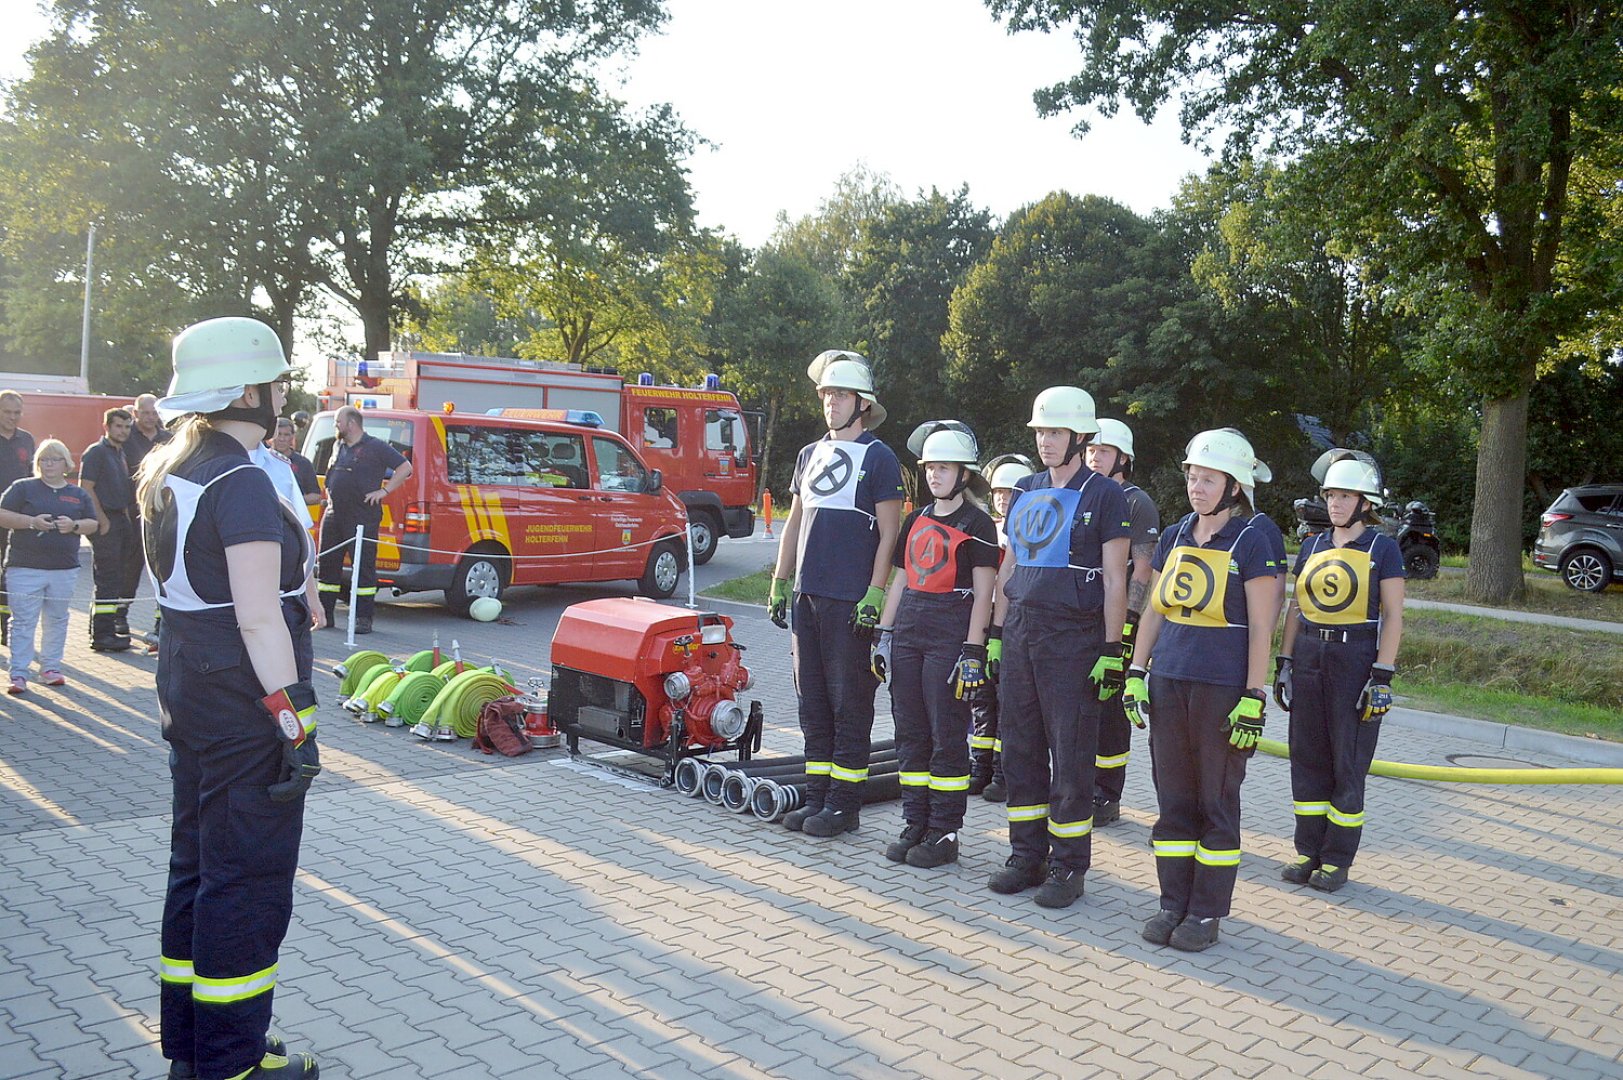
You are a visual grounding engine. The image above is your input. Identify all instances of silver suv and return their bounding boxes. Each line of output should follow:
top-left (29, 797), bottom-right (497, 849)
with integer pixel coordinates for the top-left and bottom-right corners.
top-left (1533, 484), bottom-right (1623, 592)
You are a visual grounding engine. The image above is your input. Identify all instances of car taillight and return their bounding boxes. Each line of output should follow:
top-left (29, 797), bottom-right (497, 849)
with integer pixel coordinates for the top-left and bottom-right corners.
top-left (403, 502), bottom-right (431, 534)
top-left (1540, 512), bottom-right (1573, 529)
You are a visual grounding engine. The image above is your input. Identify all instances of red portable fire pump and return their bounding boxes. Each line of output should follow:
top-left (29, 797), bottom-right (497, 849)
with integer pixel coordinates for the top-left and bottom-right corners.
top-left (548, 598), bottom-right (763, 784)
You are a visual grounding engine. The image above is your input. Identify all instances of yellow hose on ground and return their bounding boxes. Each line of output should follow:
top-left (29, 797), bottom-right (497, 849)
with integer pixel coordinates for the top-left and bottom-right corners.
top-left (1256, 737), bottom-right (1623, 784)
top-left (377, 671), bottom-right (445, 726)
top-left (416, 667), bottom-right (513, 740)
top-left (335, 650), bottom-right (389, 697)
top-left (404, 650), bottom-right (437, 673)
top-left (430, 660), bottom-right (462, 678)
top-left (353, 667), bottom-right (404, 717)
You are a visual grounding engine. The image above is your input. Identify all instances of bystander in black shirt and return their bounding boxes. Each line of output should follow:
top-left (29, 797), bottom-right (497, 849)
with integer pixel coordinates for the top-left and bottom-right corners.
top-left (80, 437), bottom-right (135, 512)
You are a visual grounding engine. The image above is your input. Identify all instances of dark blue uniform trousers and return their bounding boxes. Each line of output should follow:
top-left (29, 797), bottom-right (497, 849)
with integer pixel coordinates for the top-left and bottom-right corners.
top-left (160, 623), bottom-right (309, 1079)
top-left (890, 590), bottom-right (973, 831)
top-left (999, 601), bottom-right (1103, 872)
top-left (1288, 626), bottom-right (1382, 868)
top-left (1148, 674), bottom-right (1248, 918)
top-left (792, 592), bottom-right (879, 813)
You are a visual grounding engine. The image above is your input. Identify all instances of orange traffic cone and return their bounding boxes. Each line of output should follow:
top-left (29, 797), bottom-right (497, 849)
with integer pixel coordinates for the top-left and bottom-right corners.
top-left (763, 490), bottom-right (774, 538)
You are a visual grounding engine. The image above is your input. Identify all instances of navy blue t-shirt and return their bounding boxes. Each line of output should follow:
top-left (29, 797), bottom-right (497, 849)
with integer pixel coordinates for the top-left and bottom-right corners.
top-left (80, 437), bottom-right (135, 511)
top-left (1003, 468), bottom-right (1131, 612)
top-left (0, 428), bottom-right (35, 493)
top-left (326, 432), bottom-right (406, 508)
top-left (1250, 511), bottom-right (1289, 579)
top-left (1148, 511), bottom-right (1278, 687)
top-left (790, 432), bottom-right (905, 601)
top-left (1291, 528), bottom-right (1405, 626)
top-left (150, 433), bottom-right (308, 629)
top-left (2, 479), bottom-right (93, 570)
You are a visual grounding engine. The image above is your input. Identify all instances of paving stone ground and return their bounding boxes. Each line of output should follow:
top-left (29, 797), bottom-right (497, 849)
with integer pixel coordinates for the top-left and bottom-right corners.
top-left (2, 544), bottom-right (1620, 1079)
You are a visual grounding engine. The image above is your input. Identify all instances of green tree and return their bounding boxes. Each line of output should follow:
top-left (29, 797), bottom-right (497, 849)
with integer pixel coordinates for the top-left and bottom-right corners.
top-left (944, 192), bottom-right (1174, 457)
top-left (2, 0), bottom-right (674, 370)
top-left (708, 248), bottom-right (851, 498)
top-left (989, 0), bottom-right (1623, 600)
top-left (846, 186), bottom-right (995, 432)
top-left (771, 164), bottom-right (902, 277)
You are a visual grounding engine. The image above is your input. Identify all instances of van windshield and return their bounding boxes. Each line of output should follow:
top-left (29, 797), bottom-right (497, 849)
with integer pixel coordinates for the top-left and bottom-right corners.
top-left (303, 413), bottom-right (415, 477)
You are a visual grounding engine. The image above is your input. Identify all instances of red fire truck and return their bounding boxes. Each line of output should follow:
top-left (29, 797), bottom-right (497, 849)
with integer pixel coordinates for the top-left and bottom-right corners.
top-left (322, 352), bottom-right (757, 564)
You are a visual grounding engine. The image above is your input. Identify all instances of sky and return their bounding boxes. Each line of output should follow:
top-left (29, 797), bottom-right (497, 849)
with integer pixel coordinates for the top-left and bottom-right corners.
top-left (613, 0), bottom-right (1214, 245)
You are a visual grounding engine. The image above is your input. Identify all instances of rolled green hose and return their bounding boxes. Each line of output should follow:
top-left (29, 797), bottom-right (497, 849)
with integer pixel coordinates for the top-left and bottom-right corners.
top-left (354, 667), bottom-right (405, 717)
top-left (1255, 737), bottom-right (1623, 784)
top-left (431, 659), bottom-right (463, 679)
top-left (404, 650), bottom-right (438, 673)
top-left (377, 671), bottom-right (445, 725)
top-left (335, 650), bottom-right (389, 697)
top-left (418, 668), bottom-right (514, 739)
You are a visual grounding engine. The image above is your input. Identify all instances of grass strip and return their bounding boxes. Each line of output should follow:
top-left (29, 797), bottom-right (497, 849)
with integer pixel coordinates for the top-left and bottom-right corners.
top-left (1394, 610), bottom-right (1621, 741)
top-left (703, 568), bottom-right (772, 605)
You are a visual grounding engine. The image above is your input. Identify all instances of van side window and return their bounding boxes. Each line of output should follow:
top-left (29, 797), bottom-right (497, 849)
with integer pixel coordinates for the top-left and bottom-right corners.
top-left (642, 407), bottom-right (677, 449)
top-left (445, 425), bottom-right (528, 487)
top-left (706, 409), bottom-right (741, 453)
top-left (542, 434), bottom-right (590, 489)
top-left (591, 436), bottom-right (648, 494)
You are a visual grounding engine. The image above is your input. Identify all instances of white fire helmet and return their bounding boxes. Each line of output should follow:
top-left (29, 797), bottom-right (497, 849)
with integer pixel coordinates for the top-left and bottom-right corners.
top-left (1026, 385), bottom-right (1099, 435)
top-left (808, 350), bottom-right (886, 430)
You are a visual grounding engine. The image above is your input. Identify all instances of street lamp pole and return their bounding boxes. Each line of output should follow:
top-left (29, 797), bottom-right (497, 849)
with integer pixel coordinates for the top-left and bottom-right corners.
top-left (79, 222), bottom-right (95, 385)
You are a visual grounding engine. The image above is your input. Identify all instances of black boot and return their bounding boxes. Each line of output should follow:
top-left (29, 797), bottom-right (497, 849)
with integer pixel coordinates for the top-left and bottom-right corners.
top-left (114, 607), bottom-right (131, 639)
top-left (905, 828), bottom-right (960, 868)
top-left (90, 612), bottom-right (132, 652)
top-left (169, 1036), bottom-right (292, 1079)
top-left (884, 822), bottom-right (927, 863)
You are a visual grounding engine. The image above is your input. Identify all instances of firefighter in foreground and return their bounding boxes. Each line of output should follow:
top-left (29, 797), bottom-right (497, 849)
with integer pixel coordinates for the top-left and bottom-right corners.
top-left (316, 405), bottom-right (411, 634)
top-left (1084, 419), bottom-right (1160, 825)
top-left (769, 351), bottom-right (904, 837)
top-left (1275, 451), bottom-right (1405, 892)
top-left (968, 453), bottom-right (1034, 802)
top-left (1124, 429), bottom-right (1282, 951)
top-left (140, 317), bottom-right (320, 1079)
top-left (988, 386), bottom-right (1129, 909)
top-left (872, 421), bottom-right (999, 868)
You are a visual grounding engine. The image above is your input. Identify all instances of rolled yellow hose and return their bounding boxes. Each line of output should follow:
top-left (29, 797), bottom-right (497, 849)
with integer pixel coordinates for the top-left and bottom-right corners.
top-left (404, 650), bottom-right (438, 673)
top-left (335, 650), bottom-right (389, 697)
top-left (431, 660), bottom-right (463, 679)
top-left (418, 668), bottom-right (514, 739)
top-left (1255, 737), bottom-right (1623, 784)
top-left (377, 671), bottom-right (445, 725)
top-left (354, 667), bottom-right (404, 717)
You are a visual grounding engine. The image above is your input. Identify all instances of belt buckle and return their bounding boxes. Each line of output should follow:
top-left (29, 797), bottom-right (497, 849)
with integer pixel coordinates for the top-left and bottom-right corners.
top-left (1316, 627), bottom-right (1338, 642)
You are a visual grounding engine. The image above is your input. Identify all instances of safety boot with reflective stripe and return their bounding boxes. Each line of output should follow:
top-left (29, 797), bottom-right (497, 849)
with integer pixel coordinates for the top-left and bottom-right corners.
top-left (167, 1035), bottom-right (288, 1079)
top-left (1310, 864), bottom-right (1349, 892)
top-left (1280, 855), bottom-right (1317, 885)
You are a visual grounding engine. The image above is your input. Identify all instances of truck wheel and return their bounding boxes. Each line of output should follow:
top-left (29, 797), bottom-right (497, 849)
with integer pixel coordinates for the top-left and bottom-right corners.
top-left (1404, 543), bottom-right (1440, 581)
top-left (447, 551), bottom-right (508, 616)
top-left (1559, 548), bottom-right (1613, 593)
top-left (688, 512), bottom-right (720, 566)
top-left (639, 541), bottom-right (683, 599)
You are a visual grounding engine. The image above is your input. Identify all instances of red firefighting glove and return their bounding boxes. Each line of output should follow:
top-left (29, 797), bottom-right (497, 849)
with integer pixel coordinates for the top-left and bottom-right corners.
top-left (1225, 691), bottom-right (1266, 751)
top-left (260, 682), bottom-right (321, 802)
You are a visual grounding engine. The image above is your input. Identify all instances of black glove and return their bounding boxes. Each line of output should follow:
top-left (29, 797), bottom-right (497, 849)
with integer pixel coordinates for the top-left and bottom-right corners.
top-left (950, 642), bottom-right (990, 701)
top-left (1120, 610), bottom-right (1141, 667)
top-left (261, 681), bottom-right (321, 802)
top-left (1359, 663), bottom-right (1396, 722)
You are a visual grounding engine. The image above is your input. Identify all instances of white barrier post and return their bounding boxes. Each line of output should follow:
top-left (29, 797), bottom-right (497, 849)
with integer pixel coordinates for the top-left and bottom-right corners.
top-left (345, 524), bottom-right (363, 647)
top-left (685, 506), bottom-right (697, 609)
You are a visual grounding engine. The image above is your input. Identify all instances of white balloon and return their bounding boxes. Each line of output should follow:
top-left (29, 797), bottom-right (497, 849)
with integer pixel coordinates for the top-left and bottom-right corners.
top-left (469, 596), bottom-right (502, 622)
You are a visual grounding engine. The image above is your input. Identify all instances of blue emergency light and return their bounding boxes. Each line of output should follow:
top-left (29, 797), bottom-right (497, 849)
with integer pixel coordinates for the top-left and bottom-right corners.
top-left (704, 373), bottom-right (721, 391)
top-left (638, 372), bottom-right (655, 386)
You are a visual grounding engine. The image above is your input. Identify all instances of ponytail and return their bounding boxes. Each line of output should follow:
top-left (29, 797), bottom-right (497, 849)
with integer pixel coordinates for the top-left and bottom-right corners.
top-left (136, 415), bottom-right (213, 519)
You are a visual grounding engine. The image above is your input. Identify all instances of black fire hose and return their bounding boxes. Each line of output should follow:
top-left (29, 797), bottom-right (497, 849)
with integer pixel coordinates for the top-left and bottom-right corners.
top-left (719, 754), bottom-right (903, 813)
top-left (751, 761), bottom-right (906, 822)
top-left (678, 739), bottom-right (899, 798)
